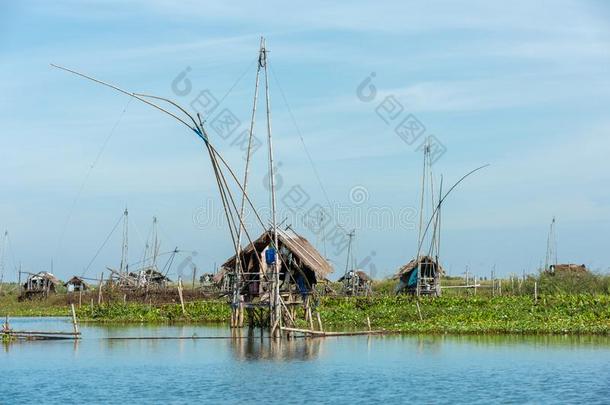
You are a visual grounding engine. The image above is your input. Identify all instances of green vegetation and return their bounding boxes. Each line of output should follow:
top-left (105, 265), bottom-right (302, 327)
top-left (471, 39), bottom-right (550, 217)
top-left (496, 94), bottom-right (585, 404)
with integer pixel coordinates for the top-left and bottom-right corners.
top-left (317, 295), bottom-right (610, 334)
top-left (537, 271), bottom-right (610, 295)
top-left (0, 292), bottom-right (71, 317)
top-left (1, 270), bottom-right (609, 334)
top-left (80, 300), bottom-right (230, 323)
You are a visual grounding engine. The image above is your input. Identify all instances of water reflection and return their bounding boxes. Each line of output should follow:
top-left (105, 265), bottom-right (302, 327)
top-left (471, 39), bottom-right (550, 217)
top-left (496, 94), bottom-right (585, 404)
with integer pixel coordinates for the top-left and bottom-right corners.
top-left (230, 327), bottom-right (322, 361)
top-left (383, 333), bottom-right (610, 348)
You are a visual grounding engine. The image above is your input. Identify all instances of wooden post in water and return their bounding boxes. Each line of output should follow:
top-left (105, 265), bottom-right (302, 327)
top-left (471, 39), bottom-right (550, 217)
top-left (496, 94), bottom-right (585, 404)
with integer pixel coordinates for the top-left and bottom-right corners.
top-left (191, 265), bottom-right (197, 289)
top-left (238, 298), bottom-right (244, 328)
top-left (70, 303), bottom-right (79, 336)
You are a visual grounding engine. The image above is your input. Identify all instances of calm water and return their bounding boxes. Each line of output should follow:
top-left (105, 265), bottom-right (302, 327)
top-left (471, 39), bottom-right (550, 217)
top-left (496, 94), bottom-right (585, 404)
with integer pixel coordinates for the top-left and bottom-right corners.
top-left (1, 317), bottom-right (609, 404)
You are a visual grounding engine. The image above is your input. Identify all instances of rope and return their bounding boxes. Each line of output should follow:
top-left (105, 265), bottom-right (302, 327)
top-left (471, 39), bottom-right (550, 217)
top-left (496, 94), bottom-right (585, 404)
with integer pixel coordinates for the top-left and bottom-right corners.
top-left (213, 57), bottom-right (258, 117)
top-left (55, 99), bottom-right (132, 258)
top-left (81, 212), bottom-right (124, 277)
top-left (269, 66), bottom-right (348, 234)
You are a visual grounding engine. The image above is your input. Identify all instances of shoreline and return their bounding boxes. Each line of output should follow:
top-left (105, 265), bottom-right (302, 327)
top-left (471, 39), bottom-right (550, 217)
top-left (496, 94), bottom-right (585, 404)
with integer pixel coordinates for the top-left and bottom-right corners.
top-left (2, 294), bottom-right (609, 335)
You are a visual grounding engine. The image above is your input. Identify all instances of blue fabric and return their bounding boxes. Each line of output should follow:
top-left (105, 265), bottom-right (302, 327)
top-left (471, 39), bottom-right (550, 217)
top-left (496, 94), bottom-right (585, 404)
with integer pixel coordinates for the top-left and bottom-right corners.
top-left (408, 267), bottom-right (418, 287)
top-left (265, 248), bottom-right (276, 265)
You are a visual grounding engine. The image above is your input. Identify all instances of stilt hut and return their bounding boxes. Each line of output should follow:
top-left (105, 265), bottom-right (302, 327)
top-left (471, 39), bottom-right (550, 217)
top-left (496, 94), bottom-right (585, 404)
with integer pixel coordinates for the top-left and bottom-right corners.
top-left (220, 228), bottom-right (333, 303)
top-left (338, 270), bottom-right (372, 296)
top-left (199, 273), bottom-right (215, 286)
top-left (549, 264), bottom-right (588, 274)
top-left (20, 272), bottom-right (61, 300)
top-left (129, 267), bottom-right (171, 289)
top-left (64, 276), bottom-right (89, 292)
top-left (212, 267), bottom-right (233, 293)
top-left (395, 255), bottom-right (443, 296)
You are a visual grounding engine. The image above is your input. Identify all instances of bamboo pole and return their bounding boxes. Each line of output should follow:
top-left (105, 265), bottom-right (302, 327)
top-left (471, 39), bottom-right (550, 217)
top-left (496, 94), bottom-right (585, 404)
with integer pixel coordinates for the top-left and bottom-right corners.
top-left (178, 277), bottom-right (186, 315)
top-left (97, 272), bottom-right (104, 305)
top-left (238, 301), bottom-right (244, 328)
top-left (70, 304), bottom-right (80, 336)
top-left (307, 307), bottom-right (314, 331)
top-left (280, 326), bottom-right (386, 337)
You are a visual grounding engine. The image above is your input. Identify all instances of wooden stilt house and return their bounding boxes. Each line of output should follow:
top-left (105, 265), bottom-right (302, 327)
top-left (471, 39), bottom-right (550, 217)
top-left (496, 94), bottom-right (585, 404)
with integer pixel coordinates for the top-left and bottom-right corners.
top-left (220, 228), bottom-right (333, 305)
top-left (64, 276), bottom-right (89, 292)
top-left (20, 272), bottom-right (61, 300)
top-left (395, 255), bottom-right (443, 296)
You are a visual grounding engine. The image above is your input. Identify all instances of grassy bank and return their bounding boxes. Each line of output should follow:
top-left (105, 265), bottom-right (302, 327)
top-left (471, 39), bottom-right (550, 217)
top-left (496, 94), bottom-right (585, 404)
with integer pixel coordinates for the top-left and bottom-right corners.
top-left (2, 293), bottom-right (608, 335)
top-left (318, 295), bottom-right (610, 334)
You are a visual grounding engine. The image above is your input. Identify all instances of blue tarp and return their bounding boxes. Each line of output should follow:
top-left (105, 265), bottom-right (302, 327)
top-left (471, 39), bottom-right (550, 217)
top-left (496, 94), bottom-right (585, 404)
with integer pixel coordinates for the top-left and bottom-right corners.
top-left (408, 267), bottom-right (418, 287)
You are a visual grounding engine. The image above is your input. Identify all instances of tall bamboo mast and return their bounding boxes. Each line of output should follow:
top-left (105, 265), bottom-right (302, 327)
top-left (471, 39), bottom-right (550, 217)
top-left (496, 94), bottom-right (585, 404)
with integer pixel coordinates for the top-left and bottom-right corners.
top-left (233, 38), bottom-right (263, 307)
top-left (151, 216), bottom-right (159, 268)
top-left (415, 141), bottom-right (429, 296)
top-left (0, 230), bottom-right (6, 284)
top-left (119, 208), bottom-right (129, 276)
top-left (261, 37), bottom-right (281, 336)
top-left (544, 217), bottom-right (557, 271)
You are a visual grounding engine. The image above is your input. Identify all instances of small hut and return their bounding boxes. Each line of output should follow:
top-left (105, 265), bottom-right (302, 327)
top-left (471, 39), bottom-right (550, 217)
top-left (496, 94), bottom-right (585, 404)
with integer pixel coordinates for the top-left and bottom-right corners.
top-left (199, 273), bottom-right (215, 286)
top-left (338, 270), bottom-right (372, 296)
top-left (395, 255), bottom-right (443, 296)
top-left (199, 272), bottom-right (219, 292)
top-left (20, 272), bottom-right (61, 300)
top-left (549, 264), bottom-right (588, 274)
top-left (129, 267), bottom-right (171, 289)
top-left (220, 228), bottom-right (333, 302)
top-left (212, 267), bottom-right (233, 293)
top-left (64, 276), bottom-right (89, 292)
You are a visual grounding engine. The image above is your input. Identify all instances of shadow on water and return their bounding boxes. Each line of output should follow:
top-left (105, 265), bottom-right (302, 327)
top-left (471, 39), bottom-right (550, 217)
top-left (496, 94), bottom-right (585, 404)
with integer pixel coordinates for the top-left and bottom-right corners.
top-left (229, 327), bottom-right (322, 361)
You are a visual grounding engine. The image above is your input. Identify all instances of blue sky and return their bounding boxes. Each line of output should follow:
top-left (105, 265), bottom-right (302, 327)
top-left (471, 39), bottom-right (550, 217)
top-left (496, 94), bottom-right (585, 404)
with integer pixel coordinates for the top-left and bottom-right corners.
top-left (1, 0), bottom-right (609, 281)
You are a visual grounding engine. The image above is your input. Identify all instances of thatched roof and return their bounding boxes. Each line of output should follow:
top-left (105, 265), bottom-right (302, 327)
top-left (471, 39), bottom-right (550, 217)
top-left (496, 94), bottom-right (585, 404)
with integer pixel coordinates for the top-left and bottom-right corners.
top-left (221, 228), bottom-right (333, 279)
top-left (395, 255), bottom-right (443, 279)
top-left (338, 270), bottom-right (372, 283)
top-left (64, 276), bottom-right (89, 288)
top-left (27, 272), bottom-right (61, 285)
top-left (212, 267), bottom-right (228, 284)
top-left (131, 267), bottom-right (171, 283)
top-left (550, 264), bottom-right (588, 273)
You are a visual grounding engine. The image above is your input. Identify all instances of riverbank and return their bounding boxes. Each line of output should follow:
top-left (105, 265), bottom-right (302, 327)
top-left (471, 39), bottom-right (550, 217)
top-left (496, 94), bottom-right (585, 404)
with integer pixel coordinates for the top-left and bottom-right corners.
top-left (2, 294), bottom-right (609, 334)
